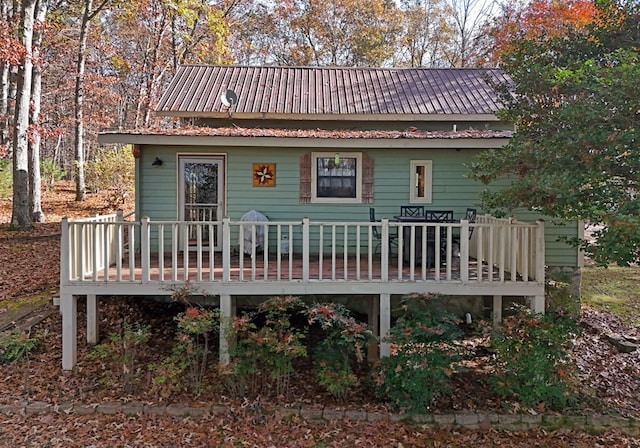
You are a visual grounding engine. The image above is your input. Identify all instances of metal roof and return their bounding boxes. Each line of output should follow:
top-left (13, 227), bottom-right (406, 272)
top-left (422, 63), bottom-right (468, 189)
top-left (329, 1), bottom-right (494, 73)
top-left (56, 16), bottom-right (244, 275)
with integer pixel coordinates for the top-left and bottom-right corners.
top-left (155, 65), bottom-right (511, 119)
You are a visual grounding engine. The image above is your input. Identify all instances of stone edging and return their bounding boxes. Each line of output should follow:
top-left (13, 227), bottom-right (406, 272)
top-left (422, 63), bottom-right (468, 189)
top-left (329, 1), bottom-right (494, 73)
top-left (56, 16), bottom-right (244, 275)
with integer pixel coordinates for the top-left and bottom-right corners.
top-left (0, 401), bottom-right (638, 435)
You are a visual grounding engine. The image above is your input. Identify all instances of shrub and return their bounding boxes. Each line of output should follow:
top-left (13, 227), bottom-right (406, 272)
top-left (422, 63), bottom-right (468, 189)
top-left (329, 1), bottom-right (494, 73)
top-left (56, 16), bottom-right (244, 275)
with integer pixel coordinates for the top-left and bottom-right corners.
top-left (0, 157), bottom-right (11, 199)
top-left (223, 296), bottom-right (307, 399)
top-left (92, 322), bottom-right (151, 393)
top-left (40, 158), bottom-right (65, 192)
top-left (307, 303), bottom-right (372, 400)
top-left (0, 329), bottom-right (38, 363)
top-left (171, 306), bottom-right (220, 396)
top-left (490, 305), bottom-right (578, 411)
top-left (374, 294), bottom-right (463, 414)
top-left (85, 146), bottom-right (134, 209)
top-left (150, 283), bottom-right (220, 397)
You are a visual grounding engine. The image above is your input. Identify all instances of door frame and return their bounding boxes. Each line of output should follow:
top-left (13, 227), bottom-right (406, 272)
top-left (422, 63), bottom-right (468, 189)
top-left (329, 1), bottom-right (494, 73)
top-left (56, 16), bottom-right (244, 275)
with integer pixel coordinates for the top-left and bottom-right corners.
top-left (177, 153), bottom-right (226, 251)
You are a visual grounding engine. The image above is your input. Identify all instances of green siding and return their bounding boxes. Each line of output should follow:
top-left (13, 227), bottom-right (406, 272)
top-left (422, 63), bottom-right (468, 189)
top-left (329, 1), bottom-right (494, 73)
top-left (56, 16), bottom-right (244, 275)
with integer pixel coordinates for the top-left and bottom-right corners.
top-left (136, 144), bottom-right (579, 267)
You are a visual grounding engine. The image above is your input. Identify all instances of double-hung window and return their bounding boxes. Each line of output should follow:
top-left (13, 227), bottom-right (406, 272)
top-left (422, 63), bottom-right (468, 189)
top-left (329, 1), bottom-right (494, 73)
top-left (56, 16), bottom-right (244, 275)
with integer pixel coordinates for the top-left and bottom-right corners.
top-left (311, 152), bottom-right (362, 203)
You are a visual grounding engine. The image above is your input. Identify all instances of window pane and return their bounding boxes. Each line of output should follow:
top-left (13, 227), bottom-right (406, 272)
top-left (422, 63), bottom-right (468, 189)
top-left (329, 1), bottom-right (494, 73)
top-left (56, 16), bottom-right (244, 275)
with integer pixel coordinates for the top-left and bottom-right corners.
top-left (415, 165), bottom-right (425, 198)
top-left (316, 156), bottom-right (357, 198)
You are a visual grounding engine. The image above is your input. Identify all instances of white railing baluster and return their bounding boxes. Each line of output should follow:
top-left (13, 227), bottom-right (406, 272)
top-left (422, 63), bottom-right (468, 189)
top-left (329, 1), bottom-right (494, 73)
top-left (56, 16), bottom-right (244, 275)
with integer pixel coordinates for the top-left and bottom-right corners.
top-left (356, 226), bottom-right (361, 280)
top-left (172, 223), bottom-right (178, 282)
top-left (196, 224), bottom-right (203, 282)
top-left (343, 224), bottom-right (348, 280)
top-left (208, 223), bottom-right (215, 281)
top-left (141, 217), bottom-right (150, 283)
top-left (318, 224), bottom-right (324, 280)
top-left (60, 214), bottom-right (545, 292)
top-left (302, 218), bottom-right (310, 282)
top-left (381, 219), bottom-right (390, 282)
top-left (158, 224), bottom-right (165, 282)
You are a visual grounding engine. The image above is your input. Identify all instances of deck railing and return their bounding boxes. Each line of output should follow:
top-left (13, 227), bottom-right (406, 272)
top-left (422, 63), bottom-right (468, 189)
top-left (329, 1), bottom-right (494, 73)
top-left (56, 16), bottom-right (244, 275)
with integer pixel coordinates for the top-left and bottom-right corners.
top-left (60, 215), bottom-right (545, 286)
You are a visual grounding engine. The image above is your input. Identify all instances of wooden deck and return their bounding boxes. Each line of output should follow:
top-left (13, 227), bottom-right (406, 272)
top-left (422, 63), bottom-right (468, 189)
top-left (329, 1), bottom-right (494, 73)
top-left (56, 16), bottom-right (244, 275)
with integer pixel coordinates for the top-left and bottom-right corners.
top-left (59, 214), bottom-right (547, 370)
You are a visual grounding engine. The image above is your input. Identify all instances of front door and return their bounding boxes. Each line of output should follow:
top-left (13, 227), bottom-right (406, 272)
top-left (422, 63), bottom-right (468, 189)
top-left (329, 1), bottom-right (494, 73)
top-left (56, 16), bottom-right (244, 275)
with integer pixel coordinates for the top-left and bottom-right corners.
top-left (178, 155), bottom-right (224, 250)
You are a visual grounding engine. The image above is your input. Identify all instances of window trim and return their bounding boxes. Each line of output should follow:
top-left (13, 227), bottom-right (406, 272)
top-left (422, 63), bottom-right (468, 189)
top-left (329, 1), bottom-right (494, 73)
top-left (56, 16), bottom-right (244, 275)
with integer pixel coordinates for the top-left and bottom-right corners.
top-left (311, 152), bottom-right (363, 204)
top-left (410, 160), bottom-right (433, 204)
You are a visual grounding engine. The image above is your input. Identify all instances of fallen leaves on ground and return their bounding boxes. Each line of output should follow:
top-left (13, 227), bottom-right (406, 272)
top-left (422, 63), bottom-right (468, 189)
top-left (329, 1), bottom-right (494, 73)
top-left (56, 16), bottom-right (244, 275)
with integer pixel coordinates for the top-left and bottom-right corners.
top-left (0, 412), bottom-right (638, 448)
top-left (1, 183), bottom-right (640, 446)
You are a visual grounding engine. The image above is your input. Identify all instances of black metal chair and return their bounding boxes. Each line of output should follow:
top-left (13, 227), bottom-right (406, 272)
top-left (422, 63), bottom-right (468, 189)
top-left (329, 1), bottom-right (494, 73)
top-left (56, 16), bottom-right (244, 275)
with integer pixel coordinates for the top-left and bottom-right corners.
top-left (464, 207), bottom-right (477, 238)
top-left (400, 205), bottom-right (424, 217)
top-left (424, 210), bottom-right (454, 222)
top-left (453, 207), bottom-right (478, 251)
top-left (370, 207), bottom-right (398, 254)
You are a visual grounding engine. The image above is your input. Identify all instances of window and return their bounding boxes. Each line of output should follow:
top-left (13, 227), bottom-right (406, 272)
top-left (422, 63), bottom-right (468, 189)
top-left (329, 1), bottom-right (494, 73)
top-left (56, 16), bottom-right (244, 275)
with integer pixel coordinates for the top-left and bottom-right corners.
top-left (410, 160), bottom-right (432, 203)
top-left (311, 152), bottom-right (362, 203)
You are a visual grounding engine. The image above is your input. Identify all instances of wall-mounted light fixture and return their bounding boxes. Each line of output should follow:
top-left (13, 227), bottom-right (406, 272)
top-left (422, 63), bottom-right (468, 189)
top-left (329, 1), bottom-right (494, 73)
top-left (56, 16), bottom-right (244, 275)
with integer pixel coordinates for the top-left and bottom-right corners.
top-left (334, 152), bottom-right (340, 164)
top-left (152, 157), bottom-right (164, 167)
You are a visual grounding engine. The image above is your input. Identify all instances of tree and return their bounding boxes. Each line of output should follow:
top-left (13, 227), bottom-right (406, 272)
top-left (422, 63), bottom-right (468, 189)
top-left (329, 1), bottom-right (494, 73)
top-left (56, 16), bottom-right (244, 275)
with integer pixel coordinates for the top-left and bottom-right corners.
top-left (468, 1), bottom-right (640, 266)
top-left (74, 0), bottom-right (110, 202)
top-left (230, 0), bottom-right (401, 66)
top-left (11, 0), bottom-right (37, 230)
top-left (0, 0), bottom-right (24, 156)
top-left (444, 0), bottom-right (495, 67)
top-left (396, 0), bottom-right (454, 67)
top-left (479, 0), bottom-right (596, 66)
top-left (28, 0), bottom-right (49, 222)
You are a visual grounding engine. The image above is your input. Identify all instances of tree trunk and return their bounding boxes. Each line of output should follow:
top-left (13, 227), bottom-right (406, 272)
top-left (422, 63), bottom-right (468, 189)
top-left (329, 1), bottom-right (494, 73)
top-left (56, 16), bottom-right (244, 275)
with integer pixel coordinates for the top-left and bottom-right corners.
top-left (28, 0), bottom-right (48, 222)
top-left (0, 0), bottom-right (13, 153)
top-left (0, 61), bottom-right (9, 152)
top-left (74, 0), bottom-right (92, 202)
top-left (11, 0), bottom-right (36, 230)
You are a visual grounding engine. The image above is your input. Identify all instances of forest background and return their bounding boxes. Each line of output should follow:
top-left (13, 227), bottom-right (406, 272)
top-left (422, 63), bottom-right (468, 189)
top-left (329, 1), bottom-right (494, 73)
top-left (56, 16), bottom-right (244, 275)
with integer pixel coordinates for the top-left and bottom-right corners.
top-left (0, 0), bottom-right (596, 229)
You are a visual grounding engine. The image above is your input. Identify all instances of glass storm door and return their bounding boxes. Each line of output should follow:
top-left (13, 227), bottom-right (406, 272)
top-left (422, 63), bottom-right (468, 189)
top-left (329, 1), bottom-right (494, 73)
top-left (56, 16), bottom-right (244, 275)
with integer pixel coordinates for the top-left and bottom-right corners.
top-left (178, 156), bottom-right (224, 250)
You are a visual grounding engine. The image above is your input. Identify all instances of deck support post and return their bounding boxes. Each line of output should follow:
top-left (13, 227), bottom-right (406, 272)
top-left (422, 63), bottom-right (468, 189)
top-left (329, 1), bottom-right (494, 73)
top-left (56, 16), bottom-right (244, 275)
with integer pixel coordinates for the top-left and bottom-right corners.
top-left (492, 295), bottom-right (502, 323)
top-left (379, 293), bottom-right (391, 357)
top-left (531, 295), bottom-right (545, 314)
top-left (219, 294), bottom-right (232, 364)
top-left (61, 294), bottom-right (77, 371)
top-left (367, 296), bottom-right (380, 361)
top-left (86, 294), bottom-right (98, 344)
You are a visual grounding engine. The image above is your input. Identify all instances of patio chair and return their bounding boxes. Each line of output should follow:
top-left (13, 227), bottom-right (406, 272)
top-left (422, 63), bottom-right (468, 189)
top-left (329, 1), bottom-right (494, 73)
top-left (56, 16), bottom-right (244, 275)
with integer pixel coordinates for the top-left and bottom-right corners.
top-left (399, 205), bottom-right (424, 217)
top-left (464, 207), bottom-right (477, 238)
top-left (370, 207), bottom-right (398, 255)
top-left (453, 207), bottom-right (477, 251)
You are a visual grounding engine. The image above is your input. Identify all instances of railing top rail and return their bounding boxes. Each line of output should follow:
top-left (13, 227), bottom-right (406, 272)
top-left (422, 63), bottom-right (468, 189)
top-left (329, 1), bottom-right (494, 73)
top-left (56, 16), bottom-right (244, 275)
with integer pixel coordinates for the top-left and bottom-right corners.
top-left (66, 213), bottom-right (119, 223)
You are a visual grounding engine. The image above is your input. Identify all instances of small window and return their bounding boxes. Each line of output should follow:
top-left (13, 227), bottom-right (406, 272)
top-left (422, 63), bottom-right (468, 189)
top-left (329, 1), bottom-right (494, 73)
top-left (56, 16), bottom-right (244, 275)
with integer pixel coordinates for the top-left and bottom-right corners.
top-left (410, 160), bottom-right (432, 203)
top-left (311, 152), bottom-right (362, 203)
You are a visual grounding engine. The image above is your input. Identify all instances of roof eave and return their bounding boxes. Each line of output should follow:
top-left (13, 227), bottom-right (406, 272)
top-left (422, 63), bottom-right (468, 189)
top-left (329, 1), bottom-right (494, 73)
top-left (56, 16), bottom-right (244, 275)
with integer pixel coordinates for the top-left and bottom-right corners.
top-left (98, 132), bottom-right (511, 149)
top-left (155, 111), bottom-right (502, 122)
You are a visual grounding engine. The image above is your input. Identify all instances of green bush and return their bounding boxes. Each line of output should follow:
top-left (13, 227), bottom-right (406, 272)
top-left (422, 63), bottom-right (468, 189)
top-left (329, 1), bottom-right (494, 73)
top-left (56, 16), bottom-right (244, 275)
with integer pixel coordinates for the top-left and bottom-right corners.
top-left (307, 303), bottom-right (372, 400)
top-left (40, 158), bottom-right (65, 192)
top-left (0, 329), bottom-right (38, 363)
top-left (172, 306), bottom-right (220, 396)
top-left (0, 157), bottom-right (11, 199)
top-left (149, 283), bottom-right (221, 398)
top-left (92, 322), bottom-right (151, 393)
top-left (490, 305), bottom-right (578, 411)
top-left (223, 296), bottom-right (307, 399)
top-left (85, 146), bottom-right (134, 209)
top-left (374, 295), bottom-right (463, 414)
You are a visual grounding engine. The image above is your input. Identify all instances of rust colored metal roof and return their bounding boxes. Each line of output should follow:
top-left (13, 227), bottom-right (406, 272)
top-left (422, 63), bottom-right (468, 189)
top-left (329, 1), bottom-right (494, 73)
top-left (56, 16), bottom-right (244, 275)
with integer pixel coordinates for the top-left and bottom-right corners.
top-left (155, 65), bottom-right (511, 118)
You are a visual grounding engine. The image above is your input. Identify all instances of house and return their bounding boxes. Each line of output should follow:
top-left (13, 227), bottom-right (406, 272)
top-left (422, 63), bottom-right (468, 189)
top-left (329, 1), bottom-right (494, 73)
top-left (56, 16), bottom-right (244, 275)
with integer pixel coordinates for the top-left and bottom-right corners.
top-left (59, 66), bottom-right (582, 370)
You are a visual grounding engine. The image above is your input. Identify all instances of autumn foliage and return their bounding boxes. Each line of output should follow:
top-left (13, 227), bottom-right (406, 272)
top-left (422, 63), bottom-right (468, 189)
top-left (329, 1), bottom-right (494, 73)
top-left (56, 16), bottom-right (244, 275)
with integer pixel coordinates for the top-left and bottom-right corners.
top-left (485, 0), bottom-right (597, 64)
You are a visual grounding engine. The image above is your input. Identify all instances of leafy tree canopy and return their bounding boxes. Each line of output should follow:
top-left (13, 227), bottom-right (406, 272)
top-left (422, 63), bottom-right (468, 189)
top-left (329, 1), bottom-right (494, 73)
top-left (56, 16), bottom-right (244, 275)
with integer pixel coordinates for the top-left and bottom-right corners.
top-left (469, 0), bottom-right (640, 266)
